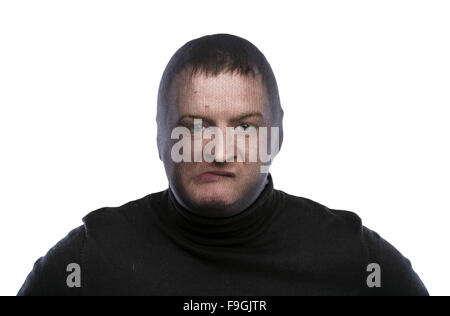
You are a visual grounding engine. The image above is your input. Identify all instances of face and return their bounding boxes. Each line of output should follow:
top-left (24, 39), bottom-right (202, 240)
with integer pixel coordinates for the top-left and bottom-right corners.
top-left (160, 68), bottom-right (272, 217)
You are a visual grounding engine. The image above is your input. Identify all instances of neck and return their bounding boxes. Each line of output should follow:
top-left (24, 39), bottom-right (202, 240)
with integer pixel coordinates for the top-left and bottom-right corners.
top-left (156, 173), bottom-right (281, 247)
top-left (173, 174), bottom-right (270, 219)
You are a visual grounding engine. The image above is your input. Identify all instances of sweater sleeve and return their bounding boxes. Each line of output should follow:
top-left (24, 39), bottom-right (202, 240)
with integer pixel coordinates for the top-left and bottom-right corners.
top-left (17, 225), bottom-right (86, 296)
top-left (362, 226), bottom-right (429, 296)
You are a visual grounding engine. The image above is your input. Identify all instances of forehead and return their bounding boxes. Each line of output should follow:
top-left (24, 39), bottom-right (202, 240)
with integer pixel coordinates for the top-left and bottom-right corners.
top-left (170, 69), bottom-right (267, 119)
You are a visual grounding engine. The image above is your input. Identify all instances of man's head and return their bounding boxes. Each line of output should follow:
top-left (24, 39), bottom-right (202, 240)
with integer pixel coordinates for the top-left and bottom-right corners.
top-left (157, 34), bottom-right (284, 217)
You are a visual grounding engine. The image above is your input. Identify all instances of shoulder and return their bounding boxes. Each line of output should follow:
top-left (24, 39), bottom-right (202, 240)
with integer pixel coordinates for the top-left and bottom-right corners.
top-left (81, 191), bottom-right (166, 236)
top-left (361, 227), bottom-right (429, 296)
top-left (278, 191), bottom-right (429, 295)
top-left (279, 190), bottom-right (363, 233)
top-left (275, 190), bottom-right (366, 265)
top-left (18, 191), bottom-right (166, 296)
top-left (18, 226), bottom-right (86, 296)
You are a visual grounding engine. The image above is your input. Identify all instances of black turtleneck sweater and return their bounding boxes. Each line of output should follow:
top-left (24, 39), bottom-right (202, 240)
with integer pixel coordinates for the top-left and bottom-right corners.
top-left (18, 175), bottom-right (428, 296)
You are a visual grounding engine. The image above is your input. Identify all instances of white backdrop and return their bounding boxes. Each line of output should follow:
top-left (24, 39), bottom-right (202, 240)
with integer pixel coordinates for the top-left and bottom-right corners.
top-left (1, 0), bottom-right (449, 296)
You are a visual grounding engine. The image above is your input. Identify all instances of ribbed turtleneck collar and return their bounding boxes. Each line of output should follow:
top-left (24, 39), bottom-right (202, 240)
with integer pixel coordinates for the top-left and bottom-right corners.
top-left (155, 174), bottom-right (283, 247)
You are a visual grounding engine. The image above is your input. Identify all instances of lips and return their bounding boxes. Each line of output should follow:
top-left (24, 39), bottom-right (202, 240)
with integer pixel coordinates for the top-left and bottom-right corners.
top-left (197, 171), bottom-right (235, 182)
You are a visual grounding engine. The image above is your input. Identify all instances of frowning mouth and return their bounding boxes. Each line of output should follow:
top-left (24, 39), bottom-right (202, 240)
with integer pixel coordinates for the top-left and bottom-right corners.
top-left (196, 171), bottom-right (236, 182)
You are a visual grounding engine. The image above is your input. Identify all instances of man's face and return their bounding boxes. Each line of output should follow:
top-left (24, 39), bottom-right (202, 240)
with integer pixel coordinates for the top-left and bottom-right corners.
top-left (161, 69), bottom-right (271, 217)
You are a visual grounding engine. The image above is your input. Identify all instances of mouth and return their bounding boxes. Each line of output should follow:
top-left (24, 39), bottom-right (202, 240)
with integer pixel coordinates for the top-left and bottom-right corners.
top-left (196, 171), bottom-right (236, 182)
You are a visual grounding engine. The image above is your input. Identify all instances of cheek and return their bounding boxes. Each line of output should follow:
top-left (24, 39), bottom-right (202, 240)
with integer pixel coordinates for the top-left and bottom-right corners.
top-left (236, 133), bottom-right (262, 164)
top-left (171, 162), bottom-right (194, 185)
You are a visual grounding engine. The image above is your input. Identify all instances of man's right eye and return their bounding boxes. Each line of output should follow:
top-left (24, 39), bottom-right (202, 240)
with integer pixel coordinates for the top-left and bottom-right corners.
top-left (193, 123), bottom-right (204, 132)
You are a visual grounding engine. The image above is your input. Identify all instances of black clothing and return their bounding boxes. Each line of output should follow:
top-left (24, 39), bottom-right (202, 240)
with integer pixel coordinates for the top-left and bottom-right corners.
top-left (18, 175), bottom-right (428, 296)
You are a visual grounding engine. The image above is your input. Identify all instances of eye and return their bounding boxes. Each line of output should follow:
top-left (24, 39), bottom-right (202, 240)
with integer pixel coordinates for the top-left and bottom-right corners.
top-left (193, 122), bottom-right (204, 133)
top-left (237, 123), bottom-right (252, 131)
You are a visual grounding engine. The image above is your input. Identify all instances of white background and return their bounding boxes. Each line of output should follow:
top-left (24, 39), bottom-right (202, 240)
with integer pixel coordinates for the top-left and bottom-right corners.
top-left (1, 0), bottom-right (449, 296)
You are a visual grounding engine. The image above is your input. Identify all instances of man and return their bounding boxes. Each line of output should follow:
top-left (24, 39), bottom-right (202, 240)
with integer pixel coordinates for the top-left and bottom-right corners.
top-left (18, 34), bottom-right (428, 296)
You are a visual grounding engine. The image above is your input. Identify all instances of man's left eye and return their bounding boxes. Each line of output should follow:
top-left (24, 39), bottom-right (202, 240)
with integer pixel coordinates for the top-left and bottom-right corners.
top-left (237, 123), bottom-right (251, 131)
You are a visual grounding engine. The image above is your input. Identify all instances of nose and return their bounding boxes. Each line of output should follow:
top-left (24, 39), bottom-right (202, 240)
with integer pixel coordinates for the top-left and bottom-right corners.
top-left (204, 127), bottom-right (236, 163)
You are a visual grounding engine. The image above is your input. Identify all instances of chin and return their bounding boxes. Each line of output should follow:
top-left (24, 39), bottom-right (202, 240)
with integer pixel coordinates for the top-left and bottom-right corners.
top-left (192, 187), bottom-right (237, 209)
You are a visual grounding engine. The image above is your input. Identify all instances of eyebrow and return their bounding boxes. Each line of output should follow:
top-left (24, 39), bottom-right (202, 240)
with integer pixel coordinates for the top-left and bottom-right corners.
top-left (177, 112), bottom-right (265, 125)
